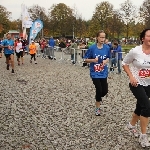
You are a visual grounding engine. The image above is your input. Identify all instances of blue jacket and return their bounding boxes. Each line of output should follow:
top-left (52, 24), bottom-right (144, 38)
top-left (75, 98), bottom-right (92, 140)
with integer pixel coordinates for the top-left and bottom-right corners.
top-left (113, 45), bottom-right (122, 60)
top-left (49, 38), bottom-right (55, 47)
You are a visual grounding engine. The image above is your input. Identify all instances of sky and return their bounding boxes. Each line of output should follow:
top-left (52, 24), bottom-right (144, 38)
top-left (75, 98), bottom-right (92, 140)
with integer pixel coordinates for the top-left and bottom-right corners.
top-left (1, 0), bottom-right (144, 21)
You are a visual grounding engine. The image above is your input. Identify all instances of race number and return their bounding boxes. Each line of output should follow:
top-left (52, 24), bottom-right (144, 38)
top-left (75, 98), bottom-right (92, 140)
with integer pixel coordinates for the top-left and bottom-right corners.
top-left (139, 69), bottom-right (150, 78)
top-left (94, 63), bottom-right (104, 72)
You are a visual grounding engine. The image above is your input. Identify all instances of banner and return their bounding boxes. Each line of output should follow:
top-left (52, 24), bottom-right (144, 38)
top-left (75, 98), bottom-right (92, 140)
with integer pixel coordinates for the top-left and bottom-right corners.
top-left (29, 19), bottom-right (43, 43)
top-left (21, 4), bottom-right (33, 28)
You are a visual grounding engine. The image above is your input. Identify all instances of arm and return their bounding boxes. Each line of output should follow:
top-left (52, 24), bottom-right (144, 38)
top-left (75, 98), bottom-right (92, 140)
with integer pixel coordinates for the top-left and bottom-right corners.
top-left (122, 64), bottom-right (133, 78)
top-left (0, 40), bottom-right (8, 48)
top-left (83, 48), bottom-right (98, 63)
top-left (84, 58), bottom-right (97, 63)
top-left (122, 49), bottom-right (138, 86)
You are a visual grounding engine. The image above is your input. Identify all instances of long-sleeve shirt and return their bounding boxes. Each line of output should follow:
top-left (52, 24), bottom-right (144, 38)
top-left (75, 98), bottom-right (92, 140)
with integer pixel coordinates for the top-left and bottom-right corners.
top-left (122, 45), bottom-right (150, 86)
top-left (112, 45), bottom-right (122, 60)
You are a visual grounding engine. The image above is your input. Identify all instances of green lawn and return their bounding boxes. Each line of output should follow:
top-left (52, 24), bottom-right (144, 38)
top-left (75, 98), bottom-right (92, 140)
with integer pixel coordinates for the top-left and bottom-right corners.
top-left (122, 45), bottom-right (137, 53)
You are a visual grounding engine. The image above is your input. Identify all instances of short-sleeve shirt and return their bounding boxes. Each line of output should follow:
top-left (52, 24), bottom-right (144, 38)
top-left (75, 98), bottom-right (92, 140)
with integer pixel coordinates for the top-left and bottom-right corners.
top-left (1, 39), bottom-right (14, 54)
top-left (84, 43), bottom-right (110, 78)
top-left (29, 44), bottom-right (36, 54)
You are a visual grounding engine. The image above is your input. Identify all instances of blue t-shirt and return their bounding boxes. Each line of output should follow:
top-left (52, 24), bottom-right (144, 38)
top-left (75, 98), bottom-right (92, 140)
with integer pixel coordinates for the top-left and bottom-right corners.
top-left (1, 39), bottom-right (14, 54)
top-left (84, 44), bottom-right (110, 78)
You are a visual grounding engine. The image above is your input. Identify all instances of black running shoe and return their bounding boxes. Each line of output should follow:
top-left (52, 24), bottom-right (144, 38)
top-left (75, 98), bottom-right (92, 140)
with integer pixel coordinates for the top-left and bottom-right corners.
top-left (7, 64), bottom-right (9, 70)
top-left (11, 69), bottom-right (14, 73)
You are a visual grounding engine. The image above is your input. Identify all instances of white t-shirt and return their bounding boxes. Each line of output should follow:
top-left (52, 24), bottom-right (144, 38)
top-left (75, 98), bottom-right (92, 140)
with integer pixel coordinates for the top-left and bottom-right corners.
top-left (122, 45), bottom-right (150, 86)
top-left (16, 42), bottom-right (23, 53)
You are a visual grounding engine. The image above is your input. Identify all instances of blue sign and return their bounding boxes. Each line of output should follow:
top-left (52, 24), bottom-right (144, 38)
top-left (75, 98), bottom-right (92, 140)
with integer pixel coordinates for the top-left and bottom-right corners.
top-left (29, 19), bottom-right (43, 43)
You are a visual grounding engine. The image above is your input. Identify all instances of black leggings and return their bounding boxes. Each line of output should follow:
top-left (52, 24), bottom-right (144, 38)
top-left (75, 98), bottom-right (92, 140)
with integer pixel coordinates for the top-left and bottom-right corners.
top-left (92, 78), bottom-right (108, 102)
top-left (30, 54), bottom-right (36, 61)
top-left (129, 83), bottom-right (150, 117)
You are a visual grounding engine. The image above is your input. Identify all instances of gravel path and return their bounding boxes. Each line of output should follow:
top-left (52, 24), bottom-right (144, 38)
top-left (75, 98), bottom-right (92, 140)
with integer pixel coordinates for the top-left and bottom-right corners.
top-left (0, 52), bottom-right (148, 150)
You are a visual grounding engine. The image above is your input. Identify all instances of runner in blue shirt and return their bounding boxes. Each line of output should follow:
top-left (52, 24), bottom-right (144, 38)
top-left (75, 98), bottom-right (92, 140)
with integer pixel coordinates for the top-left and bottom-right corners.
top-left (83, 30), bottom-right (110, 116)
top-left (1, 33), bottom-right (15, 73)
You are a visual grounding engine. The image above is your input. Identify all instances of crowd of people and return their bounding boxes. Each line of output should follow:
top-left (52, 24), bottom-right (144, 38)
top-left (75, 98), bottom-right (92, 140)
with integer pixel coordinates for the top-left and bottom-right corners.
top-left (0, 29), bottom-right (150, 148)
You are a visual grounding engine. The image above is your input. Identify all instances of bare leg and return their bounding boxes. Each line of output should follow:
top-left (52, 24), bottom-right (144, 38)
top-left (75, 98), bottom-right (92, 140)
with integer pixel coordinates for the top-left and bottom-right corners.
top-left (10, 54), bottom-right (14, 69)
top-left (21, 56), bottom-right (24, 64)
top-left (96, 101), bottom-right (100, 108)
top-left (140, 116), bottom-right (149, 134)
top-left (130, 113), bottom-right (140, 126)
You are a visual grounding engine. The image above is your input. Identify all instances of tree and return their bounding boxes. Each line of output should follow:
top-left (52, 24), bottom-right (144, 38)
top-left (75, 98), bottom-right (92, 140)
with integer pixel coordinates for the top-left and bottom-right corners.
top-left (0, 5), bottom-right (11, 36)
top-left (48, 3), bottom-right (74, 37)
top-left (107, 10), bottom-right (125, 39)
top-left (28, 5), bottom-right (49, 38)
top-left (120, 0), bottom-right (137, 39)
top-left (139, 0), bottom-right (150, 28)
top-left (9, 19), bottom-right (22, 31)
top-left (92, 1), bottom-right (114, 32)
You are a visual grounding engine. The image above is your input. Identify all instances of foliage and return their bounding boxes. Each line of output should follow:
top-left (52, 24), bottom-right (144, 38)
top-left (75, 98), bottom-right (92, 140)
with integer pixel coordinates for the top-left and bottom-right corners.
top-left (48, 3), bottom-right (74, 37)
top-left (28, 5), bottom-right (49, 37)
top-left (0, 1), bottom-right (150, 39)
top-left (0, 5), bottom-right (11, 36)
top-left (139, 0), bottom-right (150, 28)
top-left (120, 0), bottom-right (137, 38)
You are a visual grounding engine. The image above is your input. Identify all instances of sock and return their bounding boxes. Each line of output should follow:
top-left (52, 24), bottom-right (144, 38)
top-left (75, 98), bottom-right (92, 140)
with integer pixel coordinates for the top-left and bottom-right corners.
top-left (128, 122), bottom-right (135, 128)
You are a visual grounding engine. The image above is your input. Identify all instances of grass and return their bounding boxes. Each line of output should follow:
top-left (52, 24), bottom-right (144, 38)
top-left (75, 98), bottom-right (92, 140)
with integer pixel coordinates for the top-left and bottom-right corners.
top-left (121, 45), bottom-right (137, 53)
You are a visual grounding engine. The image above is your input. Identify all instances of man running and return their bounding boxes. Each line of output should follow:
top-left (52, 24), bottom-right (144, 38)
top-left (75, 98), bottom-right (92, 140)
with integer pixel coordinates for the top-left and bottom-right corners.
top-left (1, 33), bottom-right (15, 73)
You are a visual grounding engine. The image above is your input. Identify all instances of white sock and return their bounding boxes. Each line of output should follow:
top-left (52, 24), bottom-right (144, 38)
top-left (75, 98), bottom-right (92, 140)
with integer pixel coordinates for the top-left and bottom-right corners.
top-left (141, 133), bottom-right (146, 136)
top-left (128, 122), bottom-right (135, 128)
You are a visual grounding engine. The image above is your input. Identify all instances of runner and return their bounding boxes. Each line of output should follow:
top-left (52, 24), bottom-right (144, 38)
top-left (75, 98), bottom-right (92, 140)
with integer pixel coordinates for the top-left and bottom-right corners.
top-left (83, 30), bottom-right (110, 116)
top-left (1, 33), bottom-right (15, 73)
top-left (122, 29), bottom-right (150, 148)
top-left (15, 38), bottom-right (24, 65)
top-left (29, 40), bottom-right (37, 64)
top-left (21, 37), bottom-right (28, 55)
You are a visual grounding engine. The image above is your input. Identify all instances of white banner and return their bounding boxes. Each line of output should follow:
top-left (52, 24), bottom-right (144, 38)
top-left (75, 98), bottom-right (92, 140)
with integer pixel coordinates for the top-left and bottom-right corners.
top-left (21, 4), bottom-right (33, 28)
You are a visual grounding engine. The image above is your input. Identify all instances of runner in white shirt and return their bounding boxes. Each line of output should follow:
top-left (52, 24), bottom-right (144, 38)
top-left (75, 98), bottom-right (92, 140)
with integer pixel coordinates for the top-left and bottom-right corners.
top-left (15, 38), bottom-right (24, 65)
top-left (122, 29), bottom-right (150, 148)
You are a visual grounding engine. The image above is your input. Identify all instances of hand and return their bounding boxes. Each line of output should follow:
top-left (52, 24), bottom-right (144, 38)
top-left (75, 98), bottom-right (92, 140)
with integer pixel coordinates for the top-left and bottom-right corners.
top-left (129, 76), bottom-right (138, 87)
top-left (103, 59), bottom-right (108, 66)
top-left (111, 50), bottom-right (114, 53)
top-left (94, 56), bottom-right (98, 63)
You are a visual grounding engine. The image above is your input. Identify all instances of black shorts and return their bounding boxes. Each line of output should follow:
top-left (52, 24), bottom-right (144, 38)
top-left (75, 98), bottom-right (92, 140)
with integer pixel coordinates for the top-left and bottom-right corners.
top-left (5, 53), bottom-right (14, 58)
top-left (16, 51), bottom-right (23, 58)
top-left (0, 48), bottom-right (2, 53)
top-left (20, 51), bottom-right (23, 57)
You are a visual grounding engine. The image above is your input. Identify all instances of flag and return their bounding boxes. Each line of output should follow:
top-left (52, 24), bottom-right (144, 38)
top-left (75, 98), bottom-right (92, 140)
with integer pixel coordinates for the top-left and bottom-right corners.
top-left (29, 19), bottom-right (43, 43)
top-left (21, 4), bottom-right (33, 28)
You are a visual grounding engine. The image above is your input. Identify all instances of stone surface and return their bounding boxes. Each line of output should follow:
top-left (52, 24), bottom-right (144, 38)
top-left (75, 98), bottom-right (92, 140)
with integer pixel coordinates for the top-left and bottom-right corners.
top-left (0, 52), bottom-right (148, 150)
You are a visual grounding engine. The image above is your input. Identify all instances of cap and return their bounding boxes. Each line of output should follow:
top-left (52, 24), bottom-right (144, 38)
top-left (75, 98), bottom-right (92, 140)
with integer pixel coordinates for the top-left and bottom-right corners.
top-left (19, 39), bottom-right (21, 40)
top-left (31, 40), bottom-right (34, 42)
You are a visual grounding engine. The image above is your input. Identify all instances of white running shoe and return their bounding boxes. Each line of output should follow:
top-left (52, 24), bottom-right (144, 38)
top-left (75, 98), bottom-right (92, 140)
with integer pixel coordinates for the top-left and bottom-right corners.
top-left (124, 123), bottom-right (139, 138)
top-left (139, 134), bottom-right (150, 148)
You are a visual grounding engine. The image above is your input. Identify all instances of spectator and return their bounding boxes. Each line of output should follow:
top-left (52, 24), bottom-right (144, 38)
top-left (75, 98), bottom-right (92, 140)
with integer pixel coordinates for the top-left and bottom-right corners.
top-left (48, 36), bottom-right (56, 60)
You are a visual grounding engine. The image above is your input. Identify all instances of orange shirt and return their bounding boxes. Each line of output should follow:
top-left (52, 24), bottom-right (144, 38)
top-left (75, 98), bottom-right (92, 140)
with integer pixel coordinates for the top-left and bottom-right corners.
top-left (29, 43), bottom-right (36, 54)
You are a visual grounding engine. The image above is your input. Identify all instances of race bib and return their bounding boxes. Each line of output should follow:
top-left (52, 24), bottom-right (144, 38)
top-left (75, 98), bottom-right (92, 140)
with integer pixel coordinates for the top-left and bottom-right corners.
top-left (139, 69), bottom-right (150, 78)
top-left (94, 63), bottom-right (104, 72)
top-left (8, 45), bottom-right (14, 50)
